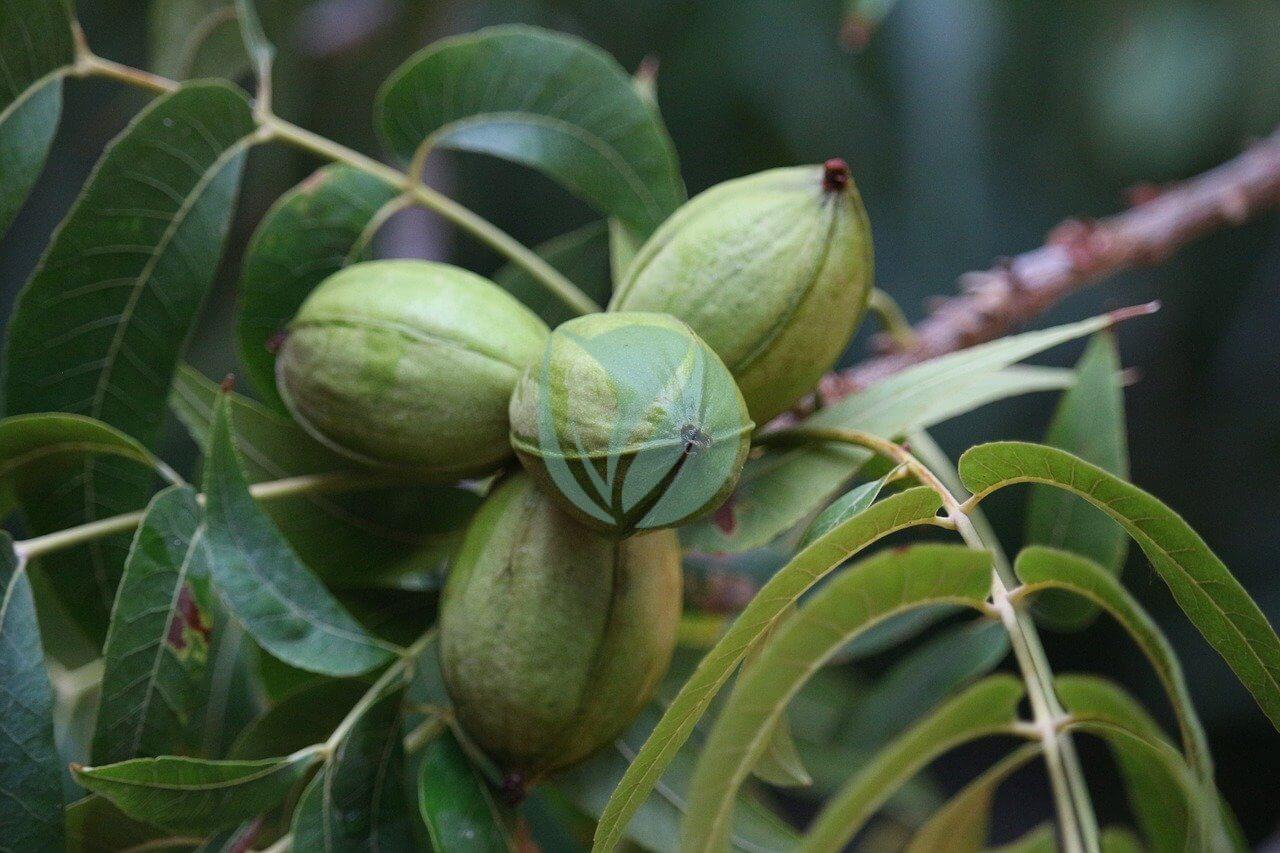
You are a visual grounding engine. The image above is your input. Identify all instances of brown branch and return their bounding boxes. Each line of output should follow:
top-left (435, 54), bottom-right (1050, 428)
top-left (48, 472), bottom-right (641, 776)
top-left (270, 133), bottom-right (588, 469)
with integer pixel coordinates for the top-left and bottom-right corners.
top-left (817, 125), bottom-right (1280, 405)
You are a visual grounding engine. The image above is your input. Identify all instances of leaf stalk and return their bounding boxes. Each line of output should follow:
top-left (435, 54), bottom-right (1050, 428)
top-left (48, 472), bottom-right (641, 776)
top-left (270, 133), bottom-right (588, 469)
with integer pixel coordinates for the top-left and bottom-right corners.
top-left (760, 426), bottom-right (1101, 853)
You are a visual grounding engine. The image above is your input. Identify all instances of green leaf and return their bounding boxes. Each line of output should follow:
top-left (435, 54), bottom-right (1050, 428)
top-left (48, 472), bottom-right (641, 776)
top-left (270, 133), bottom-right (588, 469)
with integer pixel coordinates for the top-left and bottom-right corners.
top-left (493, 221), bottom-right (612, 328)
top-left (235, 165), bottom-right (400, 409)
top-left (591, 487), bottom-right (945, 850)
top-left (149, 0), bottom-right (248, 80)
top-left (230, 679), bottom-right (366, 760)
top-left (2, 82), bottom-right (255, 642)
top-left (741, 609), bottom-right (811, 789)
top-left (960, 441), bottom-right (1280, 731)
top-left (292, 689), bottom-right (415, 850)
top-left (0, 412), bottom-right (172, 497)
top-left (92, 486), bottom-right (213, 765)
top-left (1100, 827), bottom-right (1146, 853)
top-left (989, 824), bottom-right (1057, 852)
top-left (376, 25), bottom-right (684, 238)
top-left (0, 0), bottom-right (75, 237)
top-left (232, 0), bottom-right (274, 85)
top-left (840, 617), bottom-right (1010, 750)
top-left (73, 748), bottom-right (322, 835)
top-left (906, 743), bottom-right (1041, 853)
top-left (1056, 674), bottom-right (1229, 852)
top-left (797, 474), bottom-right (888, 548)
top-left (684, 314), bottom-right (1109, 554)
top-left (0, 535), bottom-right (63, 852)
top-left (1025, 333), bottom-right (1130, 630)
top-left (1013, 545), bottom-right (1211, 779)
top-left (798, 676), bottom-right (1024, 853)
top-left (201, 393), bottom-right (396, 676)
top-left (171, 365), bottom-right (479, 588)
top-left (65, 794), bottom-right (199, 853)
top-left (554, 704), bottom-right (798, 852)
top-left (682, 544), bottom-right (995, 852)
top-left (417, 728), bottom-right (515, 852)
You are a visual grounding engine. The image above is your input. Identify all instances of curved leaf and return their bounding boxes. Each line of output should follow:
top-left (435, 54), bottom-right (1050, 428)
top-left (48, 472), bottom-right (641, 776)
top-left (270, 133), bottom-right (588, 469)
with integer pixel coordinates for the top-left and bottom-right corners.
top-left (229, 679), bottom-right (366, 760)
top-left (798, 474), bottom-right (887, 548)
top-left (591, 487), bottom-right (945, 850)
top-left (292, 689), bottom-right (414, 850)
top-left (92, 486), bottom-right (213, 765)
top-left (0, 412), bottom-right (171, 496)
top-left (0, 0), bottom-right (75, 237)
top-left (961, 441), bottom-right (1280, 730)
top-left (682, 544), bottom-right (995, 851)
top-left (797, 676), bottom-right (1024, 853)
top-left (73, 748), bottom-right (321, 835)
top-left (1056, 674), bottom-right (1230, 852)
top-left (171, 366), bottom-right (480, 587)
top-left (201, 393), bottom-right (396, 676)
top-left (235, 165), bottom-right (400, 409)
top-left (65, 794), bottom-right (197, 853)
top-left (2, 82), bottom-right (255, 641)
top-left (1013, 545), bottom-right (1211, 778)
top-left (684, 314), bottom-right (1107, 554)
top-left (376, 25), bottom-right (684, 238)
top-left (0, 536), bottom-right (62, 852)
top-left (906, 743), bottom-right (1041, 853)
top-left (990, 824), bottom-right (1057, 852)
top-left (418, 728), bottom-right (515, 852)
top-left (557, 703), bottom-right (797, 853)
top-left (493, 221), bottom-right (612, 327)
top-left (149, 0), bottom-right (248, 80)
top-left (1026, 333), bottom-right (1129, 630)
top-left (840, 617), bottom-right (1010, 751)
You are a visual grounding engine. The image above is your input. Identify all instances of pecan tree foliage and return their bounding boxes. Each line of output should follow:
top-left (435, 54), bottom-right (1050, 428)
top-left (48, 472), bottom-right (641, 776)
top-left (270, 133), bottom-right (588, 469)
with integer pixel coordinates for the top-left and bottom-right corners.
top-left (1, 2), bottom-right (1278, 851)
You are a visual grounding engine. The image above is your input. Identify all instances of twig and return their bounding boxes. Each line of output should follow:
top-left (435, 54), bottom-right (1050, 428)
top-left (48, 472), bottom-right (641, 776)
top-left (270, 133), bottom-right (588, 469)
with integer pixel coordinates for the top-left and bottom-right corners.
top-left (817, 126), bottom-right (1280, 405)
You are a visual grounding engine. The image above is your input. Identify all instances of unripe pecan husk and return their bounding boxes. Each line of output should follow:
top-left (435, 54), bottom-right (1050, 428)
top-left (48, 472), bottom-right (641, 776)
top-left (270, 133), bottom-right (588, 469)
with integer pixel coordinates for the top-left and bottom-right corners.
top-left (438, 474), bottom-right (681, 780)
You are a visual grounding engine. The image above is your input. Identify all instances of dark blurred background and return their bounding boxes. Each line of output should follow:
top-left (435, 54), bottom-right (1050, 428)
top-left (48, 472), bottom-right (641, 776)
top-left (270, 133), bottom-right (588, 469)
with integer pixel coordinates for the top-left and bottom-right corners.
top-left (2, 0), bottom-right (1278, 846)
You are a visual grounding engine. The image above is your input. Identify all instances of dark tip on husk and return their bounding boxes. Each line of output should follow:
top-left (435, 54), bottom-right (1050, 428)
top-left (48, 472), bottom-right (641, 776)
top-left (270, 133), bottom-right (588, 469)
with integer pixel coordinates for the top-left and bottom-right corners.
top-left (822, 158), bottom-right (851, 192)
top-left (499, 772), bottom-right (528, 806)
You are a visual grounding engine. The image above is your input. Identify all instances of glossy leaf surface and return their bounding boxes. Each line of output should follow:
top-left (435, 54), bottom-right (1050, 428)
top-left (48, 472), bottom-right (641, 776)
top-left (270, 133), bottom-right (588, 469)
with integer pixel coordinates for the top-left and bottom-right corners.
top-left (2, 83), bottom-right (254, 640)
top-left (201, 394), bottom-right (395, 675)
top-left (377, 25), bottom-right (684, 237)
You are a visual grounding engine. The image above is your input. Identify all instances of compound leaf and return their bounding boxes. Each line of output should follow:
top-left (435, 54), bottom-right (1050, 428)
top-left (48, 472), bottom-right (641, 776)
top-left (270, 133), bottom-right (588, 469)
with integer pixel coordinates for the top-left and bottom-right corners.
top-left (235, 165), bottom-right (400, 410)
top-left (92, 486), bottom-right (213, 765)
top-left (201, 393), bottom-right (395, 676)
top-left (682, 544), bottom-right (995, 852)
top-left (1057, 674), bottom-right (1230, 852)
top-left (592, 487), bottom-right (945, 850)
top-left (1025, 332), bottom-right (1129, 629)
top-left (2, 82), bottom-right (255, 642)
top-left (376, 25), bottom-right (684, 239)
top-left (1014, 545), bottom-right (1210, 778)
top-left (961, 441), bottom-right (1280, 731)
